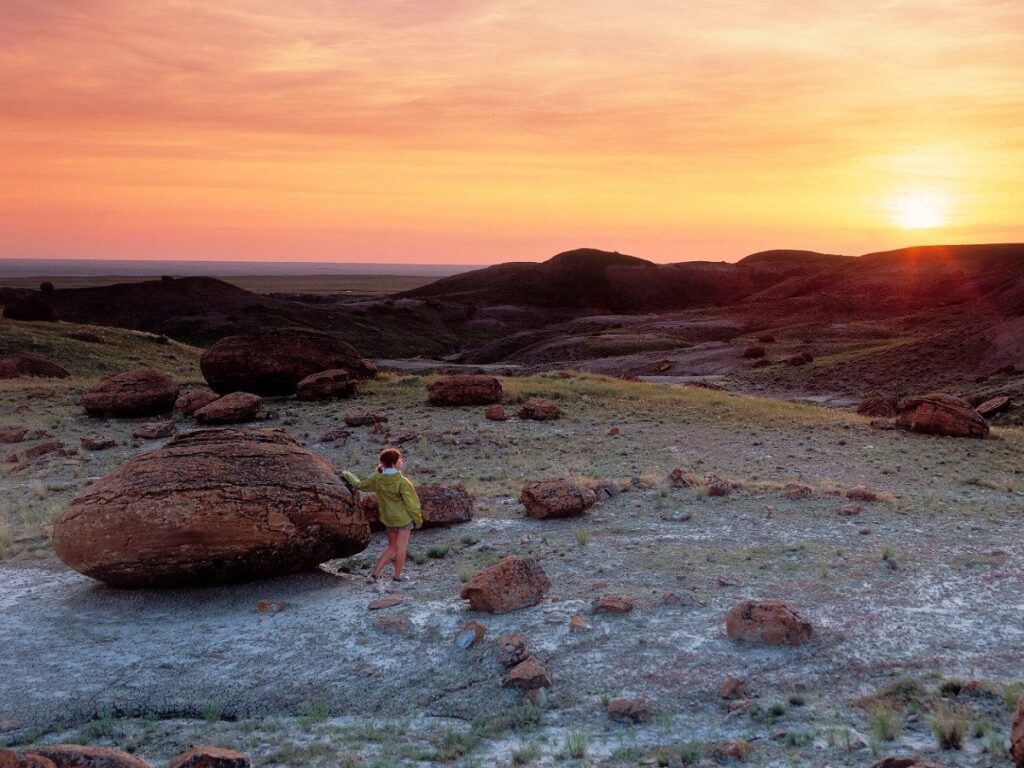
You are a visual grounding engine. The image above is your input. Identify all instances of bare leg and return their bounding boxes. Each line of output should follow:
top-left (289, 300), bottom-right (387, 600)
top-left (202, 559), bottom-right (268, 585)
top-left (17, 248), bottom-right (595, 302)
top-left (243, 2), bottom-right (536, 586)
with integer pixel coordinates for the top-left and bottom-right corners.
top-left (373, 530), bottom-right (399, 579)
top-left (393, 528), bottom-right (412, 579)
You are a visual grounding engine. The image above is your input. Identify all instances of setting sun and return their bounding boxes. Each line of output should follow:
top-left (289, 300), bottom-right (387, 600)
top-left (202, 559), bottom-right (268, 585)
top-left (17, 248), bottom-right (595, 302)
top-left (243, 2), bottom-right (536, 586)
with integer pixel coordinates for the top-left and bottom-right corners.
top-left (892, 192), bottom-right (948, 230)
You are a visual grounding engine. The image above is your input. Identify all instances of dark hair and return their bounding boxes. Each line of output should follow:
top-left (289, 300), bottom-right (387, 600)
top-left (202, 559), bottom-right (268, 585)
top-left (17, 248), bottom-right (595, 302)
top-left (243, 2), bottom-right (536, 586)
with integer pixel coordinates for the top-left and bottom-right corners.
top-left (378, 448), bottom-right (402, 468)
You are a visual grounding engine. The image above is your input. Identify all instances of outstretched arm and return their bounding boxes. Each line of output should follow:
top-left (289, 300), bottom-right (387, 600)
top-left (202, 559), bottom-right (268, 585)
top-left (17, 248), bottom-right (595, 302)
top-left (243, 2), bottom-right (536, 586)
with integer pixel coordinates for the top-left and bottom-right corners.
top-left (342, 471), bottom-right (378, 492)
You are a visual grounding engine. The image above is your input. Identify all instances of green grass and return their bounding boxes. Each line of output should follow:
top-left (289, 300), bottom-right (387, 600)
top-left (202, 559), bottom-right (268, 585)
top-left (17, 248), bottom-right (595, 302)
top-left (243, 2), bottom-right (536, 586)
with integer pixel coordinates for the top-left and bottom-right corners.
top-left (869, 705), bottom-right (903, 743)
top-left (931, 702), bottom-right (968, 750)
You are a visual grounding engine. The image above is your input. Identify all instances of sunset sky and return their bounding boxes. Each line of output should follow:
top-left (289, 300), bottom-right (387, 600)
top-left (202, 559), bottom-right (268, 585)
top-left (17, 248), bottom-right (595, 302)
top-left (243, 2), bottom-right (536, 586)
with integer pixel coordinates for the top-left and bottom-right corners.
top-left (2, 0), bottom-right (1023, 264)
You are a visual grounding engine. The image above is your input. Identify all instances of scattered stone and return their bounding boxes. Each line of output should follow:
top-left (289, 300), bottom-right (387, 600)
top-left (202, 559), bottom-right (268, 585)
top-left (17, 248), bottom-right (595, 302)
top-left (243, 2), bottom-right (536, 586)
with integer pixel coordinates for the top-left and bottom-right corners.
top-left (0, 750), bottom-right (55, 768)
top-left (1, 300), bottom-right (58, 323)
top-left (484, 405), bottom-right (507, 421)
top-left (256, 600), bottom-right (287, 613)
top-left (173, 387), bottom-right (219, 416)
top-left (344, 411), bottom-right (388, 427)
top-left (838, 503), bottom-right (862, 516)
top-left (374, 614), bottom-right (412, 634)
top-left (53, 428), bottom-right (369, 588)
top-left (426, 375), bottom-right (502, 406)
top-left (296, 369), bottom-right (357, 400)
top-left (418, 484), bottom-right (474, 527)
top-left (713, 740), bottom-right (752, 760)
top-left (7, 441), bottom-right (74, 464)
top-left (783, 482), bottom-right (812, 500)
top-left (846, 485), bottom-right (878, 502)
top-left (667, 467), bottom-right (693, 488)
top-left (496, 633), bottom-right (530, 667)
top-left (784, 352), bottom-right (813, 366)
top-left (23, 745), bottom-right (149, 768)
top-left (80, 435), bottom-right (117, 451)
top-left (895, 392), bottom-right (989, 438)
top-left (742, 345), bottom-right (766, 359)
top-left (607, 426), bottom-right (620, 436)
top-left (460, 556), bottom-right (551, 614)
top-left (519, 478), bottom-right (597, 519)
top-left (368, 595), bottom-right (404, 611)
top-left (857, 393), bottom-right (898, 418)
top-left (132, 421), bottom-right (176, 440)
top-left (592, 594), bottom-right (634, 614)
top-left (318, 427), bottom-right (351, 443)
top-left (870, 418), bottom-right (896, 430)
top-left (0, 352), bottom-right (70, 379)
top-left (704, 474), bottom-right (731, 497)
top-left (501, 658), bottom-right (551, 690)
top-left (607, 696), bottom-right (651, 724)
top-left (455, 620), bottom-right (486, 649)
top-left (868, 758), bottom-right (944, 768)
top-left (716, 575), bottom-right (738, 587)
top-left (977, 395), bottom-right (1011, 417)
top-left (1012, 694), bottom-right (1024, 767)
top-left (516, 397), bottom-right (560, 421)
top-left (859, 527), bottom-right (871, 535)
top-left (169, 746), bottom-right (251, 768)
top-left (585, 479), bottom-right (620, 501)
top-left (383, 430), bottom-right (417, 445)
top-left (726, 600), bottom-right (813, 645)
top-left (0, 426), bottom-right (34, 444)
top-left (200, 329), bottom-right (375, 396)
top-left (569, 614), bottom-right (589, 631)
top-left (720, 676), bottom-right (750, 700)
top-left (194, 392), bottom-right (261, 425)
top-left (82, 368), bottom-right (180, 418)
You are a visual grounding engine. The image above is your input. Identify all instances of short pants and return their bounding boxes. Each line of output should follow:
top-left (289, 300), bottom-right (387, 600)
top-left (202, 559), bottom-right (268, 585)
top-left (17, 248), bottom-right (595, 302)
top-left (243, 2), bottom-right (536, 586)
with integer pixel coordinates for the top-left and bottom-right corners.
top-left (387, 522), bottom-right (414, 531)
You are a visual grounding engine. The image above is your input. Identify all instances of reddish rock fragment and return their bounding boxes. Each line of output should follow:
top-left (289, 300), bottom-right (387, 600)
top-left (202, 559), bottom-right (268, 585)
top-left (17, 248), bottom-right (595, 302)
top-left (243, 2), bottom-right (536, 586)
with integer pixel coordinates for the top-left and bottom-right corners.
top-left (427, 375), bottom-right (501, 406)
top-left (132, 421), bottom-right (176, 440)
top-left (484, 405), bottom-right (507, 421)
top-left (344, 411), bottom-right (388, 427)
top-left (520, 479), bottom-right (597, 519)
top-left (296, 369), bottom-right (357, 400)
top-left (496, 633), bottom-right (529, 668)
top-left (459, 556), bottom-right (550, 614)
top-left (501, 658), bottom-right (551, 690)
top-left (169, 747), bottom-right (250, 768)
top-left (607, 696), bottom-right (651, 724)
top-left (592, 594), bottom-right (634, 614)
top-left (173, 387), bottom-right (219, 416)
top-left (725, 600), bottom-right (813, 645)
top-left (516, 397), bottom-right (560, 421)
top-left (82, 368), bottom-right (180, 418)
top-left (896, 393), bottom-right (988, 438)
top-left (368, 595), bottom-right (404, 611)
top-left (194, 392), bottom-right (261, 425)
top-left (23, 745), bottom-right (149, 768)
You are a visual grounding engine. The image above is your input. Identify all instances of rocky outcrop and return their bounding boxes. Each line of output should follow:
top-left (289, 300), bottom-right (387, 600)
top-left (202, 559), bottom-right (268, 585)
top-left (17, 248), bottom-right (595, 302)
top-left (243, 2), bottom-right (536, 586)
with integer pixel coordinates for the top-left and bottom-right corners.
top-left (426, 375), bottom-right (502, 406)
top-left (21, 745), bottom-right (149, 768)
top-left (857, 393), bottom-right (898, 418)
top-left (53, 428), bottom-right (370, 588)
top-left (81, 368), bottom-right (180, 418)
top-left (295, 369), bottom-right (357, 400)
top-left (418, 484), bottom-right (474, 527)
top-left (516, 397), bottom-right (560, 420)
top-left (194, 392), bottom-right (261, 425)
top-left (200, 329), bottom-right (375, 396)
top-left (0, 352), bottom-right (70, 379)
top-left (459, 556), bottom-right (551, 613)
top-left (168, 746), bottom-right (251, 768)
top-left (519, 478), bottom-right (597, 519)
top-left (895, 393), bottom-right (989, 438)
top-left (725, 600), bottom-right (813, 645)
top-left (0, 426), bottom-right (47, 444)
top-left (173, 387), bottom-right (219, 416)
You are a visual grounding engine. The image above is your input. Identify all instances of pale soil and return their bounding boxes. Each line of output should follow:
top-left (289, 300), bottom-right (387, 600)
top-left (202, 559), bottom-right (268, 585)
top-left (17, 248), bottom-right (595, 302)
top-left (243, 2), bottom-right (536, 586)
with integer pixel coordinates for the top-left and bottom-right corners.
top-left (2, 373), bottom-right (1023, 767)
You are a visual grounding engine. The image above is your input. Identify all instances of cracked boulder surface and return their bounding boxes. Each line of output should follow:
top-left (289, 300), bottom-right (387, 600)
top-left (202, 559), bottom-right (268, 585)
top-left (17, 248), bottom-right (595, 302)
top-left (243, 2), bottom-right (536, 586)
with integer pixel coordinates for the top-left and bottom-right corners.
top-left (52, 428), bottom-right (369, 588)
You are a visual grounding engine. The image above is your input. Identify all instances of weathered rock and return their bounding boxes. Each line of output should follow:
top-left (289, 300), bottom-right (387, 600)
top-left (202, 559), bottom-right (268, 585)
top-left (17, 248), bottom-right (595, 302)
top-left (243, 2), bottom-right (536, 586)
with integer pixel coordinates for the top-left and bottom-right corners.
top-left (255, 599), bottom-right (286, 613)
top-left (426, 375), bottom-right (502, 406)
top-left (80, 435), bottom-right (117, 451)
top-left (374, 614), bottom-right (412, 634)
top-left (318, 427), bottom-right (351, 443)
top-left (868, 758), bottom-right (944, 768)
top-left (501, 658), bottom-right (551, 690)
top-left (569, 614), bottom-right (589, 631)
top-left (0, 425), bottom-right (44, 444)
top-left (607, 696), bottom-right (651, 724)
top-left (704, 474), bottom-right (732, 497)
top-left (484, 405), bottom-right (507, 421)
top-left (857, 394), bottom-right (898, 418)
top-left (713, 740), bottom-right (751, 760)
top-left (419, 484), bottom-right (474, 527)
top-left (725, 600), bottom-right (813, 645)
top-left (783, 482), bottom-right (812, 500)
top-left (667, 467), bottom-right (693, 488)
top-left (82, 368), bottom-right (180, 418)
top-left (200, 329), bottom-right (375, 396)
top-left (742, 345), bottom-right (766, 359)
top-left (870, 418), bottom-right (896, 430)
top-left (0, 353), bottom-right (70, 379)
top-left (7, 441), bottom-right (75, 464)
top-left (1, 300), bottom-right (58, 323)
top-left (895, 393), bottom-right (989, 438)
top-left (720, 676), bottom-right (750, 700)
top-left (846, 485), bottom-right (878, 502)
top-left (592, 594), bottom-right (635, 614)
top-left (368, 595), bottom-right (404, 610)
top-left (168, 746), bottom-right (250, 768)
top-left (23, 746), bottom-right (148, 768)
top-left (977, 395), bottom-right (1011, 417)
top-left (53, 428), bottom-right (370, 588)
top-left (585, 479), bottom-right (620, 501)
top-left (343, 411), bottom-right (388, 427)
top-left (516, 397), bottom-right (560, 421)
top-left (0, 750), bottom-right (57, 768)
top-left (194, 392), bottom-right (261, 425)
top-left (173, 387), bottom-right (219, 416)
top-left (838, 503), bottom-right (862, 516)
top-left (455, 620), bottom-right (486, 649)
top-left (1012, 694), bottom-right (1024, 767)
top-left (784, 352), bottom-right (813, 366)
top-left (519, 479), bottom-right (597, 519)
top-left (460, 556), bottom-right (550, 614)
top-left (496, 632), bottom-right (530, 668)
top-left (132, 421), bottom-right (177, 440)
top-left (295, 369), bottom-right (357, 400)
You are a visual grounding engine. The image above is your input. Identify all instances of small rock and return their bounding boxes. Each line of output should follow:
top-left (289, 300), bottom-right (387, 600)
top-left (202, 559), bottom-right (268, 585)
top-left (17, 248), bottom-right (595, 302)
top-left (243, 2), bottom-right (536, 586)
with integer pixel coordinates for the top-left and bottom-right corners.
top-left (569, 614), bottom-right (589, 631)
top-left (742, 345), bottom-right (766, 359)
top-left (592, 581), bottom-right (608, 589)
top-left (977, 395), bottom-right (1011, 417)
top-left (501, 658), bottom-right (551, 690)
top-left (720, 676), bottom-right (750, 700)
top-left (868, 758), bottom-right (945, 768)
top-left (256, 600), bottom-right (287, 613)
top-left (318, 427), bottom-right (351, 443)
top-left (460, 556), bottom-right (551, 614)
top-left (173, 387), bottom-right (219, 416)
top-left (496, 633), bottom-right (530, 668)
top-left (0, 718), bottom-right (22, 732)
top-left (455, 620), bottom-right (486, 649)
top-left (592, 594), bottom-right (634, 614)
top-left (838, 503), bottom-right (862, 516)
top-left (132, 421), bottom-right (177, 440)
top-left (368, 595), bottom-right (404, 611)
top-left (194, 392), bottom-right (261, 425)
top-left (296, 369), bottom-right (357, 400)
top-left (517, 397), bottom-right (560, 421)
top-left (713, 740), bottom-right (752, 760)
top-left (783, 482), bottom-right (812, 500)
top-left (427, 375), bottom-right (502, 406)
top-left (704, 474), bottom-right (731, 496)
top-left (374, 614), bottom-right (413, 634)
top-left (0, 750), bottom-right (56, 768)
top-left (870, 418), bottom-right (896, 430)
top-left (520, 478), bottom-right (597, 519)
top-left (1011, 693), bottom-right (1024, 766)
top-left (169, 746), bottom-right (252, 768)
top-left (344, 411), bottom-right (388, 427)
top-left (667, 467), bottom-right (693, 488)
top-left (859, 527), bottom-right (872, 535)
top-left (784, 352), bottom-right (813, 366)
top-left (607, 696), bottom-right (651, 724)
top-left (725, 600), bottom-right (813, 645)
top-left (80, 435), bottom-right (117, 451)
top-left (607, 426), bottom-right (620, 436)
top-left (484, 405), bottom-right (507, 421)
top-left (846, 485), bottom-right (878, 502)
top-left (24, 746), bottom-right (148, 768)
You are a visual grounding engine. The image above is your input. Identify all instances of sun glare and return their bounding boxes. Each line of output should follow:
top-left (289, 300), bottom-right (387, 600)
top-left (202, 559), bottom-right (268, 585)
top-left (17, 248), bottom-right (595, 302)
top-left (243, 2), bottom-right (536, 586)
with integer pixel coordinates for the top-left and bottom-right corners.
top-left (892, 192), bottom-right (947, 230)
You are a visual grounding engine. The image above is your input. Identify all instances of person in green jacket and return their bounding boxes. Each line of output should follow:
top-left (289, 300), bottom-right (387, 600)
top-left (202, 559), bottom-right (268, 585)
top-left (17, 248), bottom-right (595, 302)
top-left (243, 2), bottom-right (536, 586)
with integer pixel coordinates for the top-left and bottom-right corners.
top-left (342, 447), bottom-right (422, 584)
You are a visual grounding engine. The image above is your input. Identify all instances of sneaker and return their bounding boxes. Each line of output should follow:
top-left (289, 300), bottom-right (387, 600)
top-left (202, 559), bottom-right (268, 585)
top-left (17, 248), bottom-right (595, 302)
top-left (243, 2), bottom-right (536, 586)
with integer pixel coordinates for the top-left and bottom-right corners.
top-left (365, 573), bottom-right (377, 584)
top-left (392, 574), bottom-right (409, 583)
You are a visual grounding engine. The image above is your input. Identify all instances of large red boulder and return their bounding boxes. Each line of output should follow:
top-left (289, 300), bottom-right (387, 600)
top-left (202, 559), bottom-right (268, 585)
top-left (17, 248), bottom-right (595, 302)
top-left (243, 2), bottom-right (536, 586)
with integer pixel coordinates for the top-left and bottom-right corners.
top-left (460, 556), bottom-right (551, 613)
top-left (520, 479), bottom-right (597, 519)
top-left (53, 428), bottom-right (369, 588)
top-left (1013, 694), bottom-right (1024, 767)
top-left (0, 353), bottom-right (70, 379)
top-left (200, 329), bottom-right (375, 396)
top-left (0, 750), bottom-right (57, 768)
top-left (857, 393), bottom-right (898, 418)
top-left (725, 600), bottom-right (813, 645)
top-left (194, 392), bottom-right (261, 424)
top-left (895, 393), bottom-right (989, 438)
top-left (295, 369), bottom-right (357, 400)
top-left (427, 375), bottom-right (502, 406)
top-left (81, 368), bottom-right (180, 418)
top-left (418, 484), bottom-right (474, 527)
top-left (21, 746), bottom-right (148, 768)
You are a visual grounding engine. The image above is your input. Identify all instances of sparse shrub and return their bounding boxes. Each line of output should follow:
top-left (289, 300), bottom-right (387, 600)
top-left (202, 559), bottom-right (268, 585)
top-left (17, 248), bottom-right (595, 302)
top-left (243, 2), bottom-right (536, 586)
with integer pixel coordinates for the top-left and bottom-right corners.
top-left (457, 567), bottom-right (475, 583)
top-left (870, 705), bottom-right (903, 742)
top-left (1004, 681), bottom-right (1024, 710)
top-left (0, 519), bottom-right (10, 558)
top-left (572, 526), bottom-right (591, 547)
top-left (426, 544), bottom-right (450, 559)
top-left (972, 716), bottom-right (989, 739)
top-left (200, 700), bottom-right (223, 723)
top-left (788, 693), bottom-right (806, 707)
top-left (511, 743), bottom-right (540, 765)
top-left (409, 549), bottom-right (429, 565)
top-left (299, 700), bottom-right (330, 728)
top-left (931, 702), bottom-right (967, 749)
top-left (939, 678), bottom-right (965, 697)
top-left (460, 533), bottom-right (480, 546)
top-left (563, 731), bottom-right (589, 759)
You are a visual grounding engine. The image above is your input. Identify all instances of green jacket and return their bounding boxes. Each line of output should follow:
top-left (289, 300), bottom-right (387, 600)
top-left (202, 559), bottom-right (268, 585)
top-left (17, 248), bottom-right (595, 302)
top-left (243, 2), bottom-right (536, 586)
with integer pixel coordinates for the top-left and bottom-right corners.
top-left (343, 469), bottom-right (422, 529)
